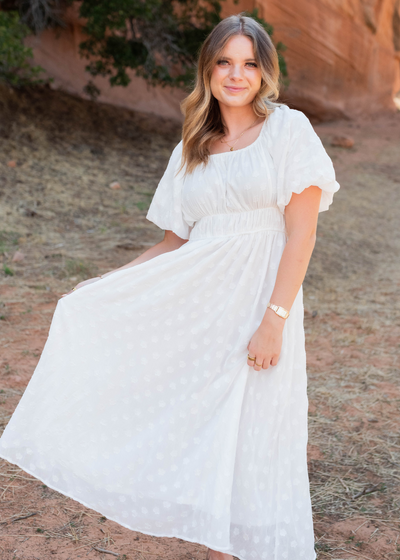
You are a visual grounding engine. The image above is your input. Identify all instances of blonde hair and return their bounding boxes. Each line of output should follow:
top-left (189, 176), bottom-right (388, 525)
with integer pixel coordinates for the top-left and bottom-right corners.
top-left (178, 13), bottom-right (282, 176)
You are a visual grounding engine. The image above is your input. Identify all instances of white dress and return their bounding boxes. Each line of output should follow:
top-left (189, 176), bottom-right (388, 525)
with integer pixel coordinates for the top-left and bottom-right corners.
top-left (0, 104), bottom-right (340, 560)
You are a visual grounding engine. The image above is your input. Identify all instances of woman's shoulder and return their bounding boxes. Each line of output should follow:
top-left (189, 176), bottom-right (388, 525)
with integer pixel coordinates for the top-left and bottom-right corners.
top-left (171, 139), bottom-right (183, 157)
top-left (266, 104), bottom-right (310, 132)
top-left (263, 104), bottom-right (316, 153)
top-left (165, 139), bottom-right (184, 172)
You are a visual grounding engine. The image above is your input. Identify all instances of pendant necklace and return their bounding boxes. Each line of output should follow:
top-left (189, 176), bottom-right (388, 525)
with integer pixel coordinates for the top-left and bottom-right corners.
top-left (220, 116), bottom-right (260, 152)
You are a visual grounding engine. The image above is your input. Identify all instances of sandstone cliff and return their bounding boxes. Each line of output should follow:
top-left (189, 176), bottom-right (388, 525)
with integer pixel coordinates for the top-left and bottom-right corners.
top-left (25, 0), bottom-right (400, 121)
top-left (243, 0), bottom-right (400, 120)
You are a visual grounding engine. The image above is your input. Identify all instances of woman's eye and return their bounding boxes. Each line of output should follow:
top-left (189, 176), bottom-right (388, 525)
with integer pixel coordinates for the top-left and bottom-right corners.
top-left (216, 60), bottom-right (258, 68)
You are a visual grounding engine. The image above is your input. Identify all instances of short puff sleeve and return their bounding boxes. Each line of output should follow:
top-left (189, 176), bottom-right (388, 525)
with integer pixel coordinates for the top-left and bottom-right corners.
top-left (274, 107), bottom-right (340, 214)
top-left (146, 141), bottom-right (191, 240)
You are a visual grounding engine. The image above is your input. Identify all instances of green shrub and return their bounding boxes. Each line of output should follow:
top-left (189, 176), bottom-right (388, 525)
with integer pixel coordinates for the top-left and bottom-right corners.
top-left (3, 264), bottom-right (14, 276)
top-left (0, 11), bottom-right (48, 88)
top-left (77, 2), bottom-right (288, 97)
top-left (1, 3), bottom-right (288, 96)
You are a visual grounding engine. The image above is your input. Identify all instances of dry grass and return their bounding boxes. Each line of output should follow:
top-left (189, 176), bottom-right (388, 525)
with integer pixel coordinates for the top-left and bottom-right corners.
top-left (301, 107), bottom-right (400, 556)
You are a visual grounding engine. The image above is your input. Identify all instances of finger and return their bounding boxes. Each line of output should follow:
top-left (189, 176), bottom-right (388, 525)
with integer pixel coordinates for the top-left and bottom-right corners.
top-left (270, 355), bottom-right (280, 367)
top-left (247, 354), bottom-right (256, 367)
top-left (253, 359), bottom-right (263, 372)
top-left (262, 359), bottom-right (270, 370)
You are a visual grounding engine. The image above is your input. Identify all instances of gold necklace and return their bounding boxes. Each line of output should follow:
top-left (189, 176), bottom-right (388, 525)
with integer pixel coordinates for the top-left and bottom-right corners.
top-left (220, 117), bottom-right (260, 152)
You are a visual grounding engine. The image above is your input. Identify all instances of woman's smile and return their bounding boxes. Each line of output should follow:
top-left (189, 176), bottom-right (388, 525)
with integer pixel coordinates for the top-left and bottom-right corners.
top-left (224, 86), bottom-right (246, 93)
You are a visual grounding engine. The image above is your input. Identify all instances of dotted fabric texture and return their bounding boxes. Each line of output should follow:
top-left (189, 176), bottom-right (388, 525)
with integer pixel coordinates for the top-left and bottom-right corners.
top-left (0, 104), bottom-right (340, 560)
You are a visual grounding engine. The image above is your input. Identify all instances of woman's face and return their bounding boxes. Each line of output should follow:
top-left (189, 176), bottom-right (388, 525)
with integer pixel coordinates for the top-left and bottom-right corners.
top-left (210, 35), bottom-right (262, 109)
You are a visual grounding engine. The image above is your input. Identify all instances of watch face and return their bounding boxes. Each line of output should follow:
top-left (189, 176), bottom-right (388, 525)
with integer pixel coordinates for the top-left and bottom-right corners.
top-left (269, 304), bottom-right (288, 319)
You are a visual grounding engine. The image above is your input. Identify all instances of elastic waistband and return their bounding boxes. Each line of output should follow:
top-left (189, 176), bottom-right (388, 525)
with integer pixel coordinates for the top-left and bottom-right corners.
top-left (189, 207), bottom-right (286, 241)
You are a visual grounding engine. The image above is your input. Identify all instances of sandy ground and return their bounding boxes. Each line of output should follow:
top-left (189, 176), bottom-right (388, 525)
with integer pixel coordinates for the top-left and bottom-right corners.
top-left (0, 85), bottom-right (399, 560)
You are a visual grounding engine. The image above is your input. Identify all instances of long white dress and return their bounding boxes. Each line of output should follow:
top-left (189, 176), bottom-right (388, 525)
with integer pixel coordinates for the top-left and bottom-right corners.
top-left (0, 104), bottom-right (340, 560)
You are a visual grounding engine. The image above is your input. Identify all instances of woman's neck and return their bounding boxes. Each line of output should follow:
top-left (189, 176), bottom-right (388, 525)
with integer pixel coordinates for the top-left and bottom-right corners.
top-left (219, 105), bottom-right (260, 139)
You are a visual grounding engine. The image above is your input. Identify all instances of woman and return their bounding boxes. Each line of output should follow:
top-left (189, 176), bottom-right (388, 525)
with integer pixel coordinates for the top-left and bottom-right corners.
top-left (0, 13), bottom-right (340, 560)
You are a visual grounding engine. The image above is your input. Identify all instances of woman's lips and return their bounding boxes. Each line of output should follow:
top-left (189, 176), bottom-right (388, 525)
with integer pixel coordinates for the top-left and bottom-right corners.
top-left (224, 86), bottom-right (245, 92)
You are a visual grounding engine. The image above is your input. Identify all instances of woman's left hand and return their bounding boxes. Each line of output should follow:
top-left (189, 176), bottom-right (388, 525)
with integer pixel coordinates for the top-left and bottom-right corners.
top-left (247, 310), bottom-right (285, 371)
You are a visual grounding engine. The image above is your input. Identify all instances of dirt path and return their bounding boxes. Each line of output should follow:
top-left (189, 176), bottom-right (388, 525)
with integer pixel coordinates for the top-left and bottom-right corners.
top-left (0, 87), bottom-right (399, 560)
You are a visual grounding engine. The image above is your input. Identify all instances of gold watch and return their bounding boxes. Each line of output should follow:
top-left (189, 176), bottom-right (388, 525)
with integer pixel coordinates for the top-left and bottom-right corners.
top-left (267, 302), bottom-right (290, 319)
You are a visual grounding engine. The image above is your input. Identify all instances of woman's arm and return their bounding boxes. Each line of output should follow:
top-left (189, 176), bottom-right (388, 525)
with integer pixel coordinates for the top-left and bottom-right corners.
top-left (100, 230), bottom-right (187, 278)
top-left (62, 230), bottom-right (187, 296)
top-left (247, 185), bottom-right (322, 370)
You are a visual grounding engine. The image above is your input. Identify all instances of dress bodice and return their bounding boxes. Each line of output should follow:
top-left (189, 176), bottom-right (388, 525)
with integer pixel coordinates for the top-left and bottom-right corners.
top-left (181, 117), bottom-right (278, 226)
top-left (146, 104), bottom-right (340, 241)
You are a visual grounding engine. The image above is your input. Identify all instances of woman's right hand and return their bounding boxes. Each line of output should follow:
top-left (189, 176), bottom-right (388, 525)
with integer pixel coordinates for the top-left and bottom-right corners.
top-left (60, 230), bottom-right (187, 299)
top-left (61, 276), bottom-right (101, 298)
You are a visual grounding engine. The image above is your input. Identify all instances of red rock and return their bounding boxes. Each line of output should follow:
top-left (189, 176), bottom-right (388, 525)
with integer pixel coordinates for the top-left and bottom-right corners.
top-left (12, 251), bottom-right (25, 262)
top-left (7, 160), bottom-right (17, 168)
top-left (331, 135), bottom-right (355, 148)
top-left (109, 181), bottom-right (121, 189)
top-left (23, 1), bottom-right (399, 122)
top-left (225, 0), bottom-right (400, 121)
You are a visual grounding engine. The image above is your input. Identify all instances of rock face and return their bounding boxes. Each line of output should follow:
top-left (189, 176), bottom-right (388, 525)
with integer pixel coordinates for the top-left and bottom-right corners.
top-left (25, 1), bottom-right (400, 121)
top-left (25, 5), bottom-right (187, 122)
top-left (244, 0), bottom-right (400, 120)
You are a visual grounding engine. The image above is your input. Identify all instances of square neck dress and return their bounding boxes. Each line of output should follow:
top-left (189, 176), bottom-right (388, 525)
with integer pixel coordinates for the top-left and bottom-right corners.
top-left (0, 104), bottom-right (340, 560)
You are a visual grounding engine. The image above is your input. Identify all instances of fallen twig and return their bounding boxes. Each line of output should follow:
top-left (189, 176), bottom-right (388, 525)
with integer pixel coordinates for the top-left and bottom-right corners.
top-left (12, 512), bottom-right (38, 523)
top-left (353, 520), bottom-right (368, 534)
top-left (332, 548), bottom-right (376, 560)
top-left (352, 483), bottom-right (383, 500)
top-left (338, 477), bottom-right (350, 492)
top-left (92, 547), bottom-right (120, 557)
top-left (0, 473), bottom-right (36, 481)
top-left (1, 534), bottom-right (52, 538)
top-left (85, 541), bottom-right (160, 556)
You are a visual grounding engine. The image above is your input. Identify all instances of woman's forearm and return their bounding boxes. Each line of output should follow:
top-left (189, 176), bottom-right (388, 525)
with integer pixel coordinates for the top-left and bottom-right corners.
top-left (62, 234), bottom-right (187, 297)
top-left (261, 233), bottom-right (316, 326)
top-left (101, 236), bottom-right (187, 279)
top-left (247, 186), bottom-right (322, 368)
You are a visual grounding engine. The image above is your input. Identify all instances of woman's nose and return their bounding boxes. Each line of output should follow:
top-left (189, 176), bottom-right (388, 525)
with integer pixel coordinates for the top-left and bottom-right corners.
top-left (229, 64), bottom-right (243, 79)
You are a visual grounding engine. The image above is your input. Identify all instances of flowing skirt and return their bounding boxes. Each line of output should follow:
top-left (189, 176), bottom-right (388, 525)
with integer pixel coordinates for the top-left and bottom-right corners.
top-left (0, 208), bottom-right (316, 560)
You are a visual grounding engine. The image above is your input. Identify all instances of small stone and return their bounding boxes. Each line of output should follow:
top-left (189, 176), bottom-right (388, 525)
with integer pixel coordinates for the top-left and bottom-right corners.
top-left (331, 135), bottom-right (354, 148)
top-left (12, 251), bottom-right (25, 262)
top-left (110, 181), bottom-right (121, 189)
top-left (25, 208), bottom-right (38, 217)
top-left (7, 160), bottom-right (17, 168)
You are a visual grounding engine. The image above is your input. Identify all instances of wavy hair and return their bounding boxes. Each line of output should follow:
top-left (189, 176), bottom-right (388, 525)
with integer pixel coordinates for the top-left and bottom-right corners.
top-left (178, 13), bottom-right (282, 176)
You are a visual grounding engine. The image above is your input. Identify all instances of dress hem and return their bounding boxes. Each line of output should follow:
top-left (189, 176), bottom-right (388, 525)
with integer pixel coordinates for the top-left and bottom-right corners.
top-left (0, 450), bottom-right (251, 560)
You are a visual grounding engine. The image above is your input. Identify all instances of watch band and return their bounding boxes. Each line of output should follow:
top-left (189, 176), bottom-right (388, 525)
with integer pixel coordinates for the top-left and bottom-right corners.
top-left (267, 302), bottom-right (290, 319)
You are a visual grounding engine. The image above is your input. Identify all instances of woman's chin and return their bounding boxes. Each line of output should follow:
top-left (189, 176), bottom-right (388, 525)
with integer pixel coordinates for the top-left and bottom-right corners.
top-left (218, 95), bottom-right (251, 108)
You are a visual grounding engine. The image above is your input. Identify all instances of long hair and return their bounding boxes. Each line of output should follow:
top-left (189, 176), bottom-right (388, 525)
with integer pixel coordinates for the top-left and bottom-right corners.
top-left (178, 13), bottom-right (282, 176)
